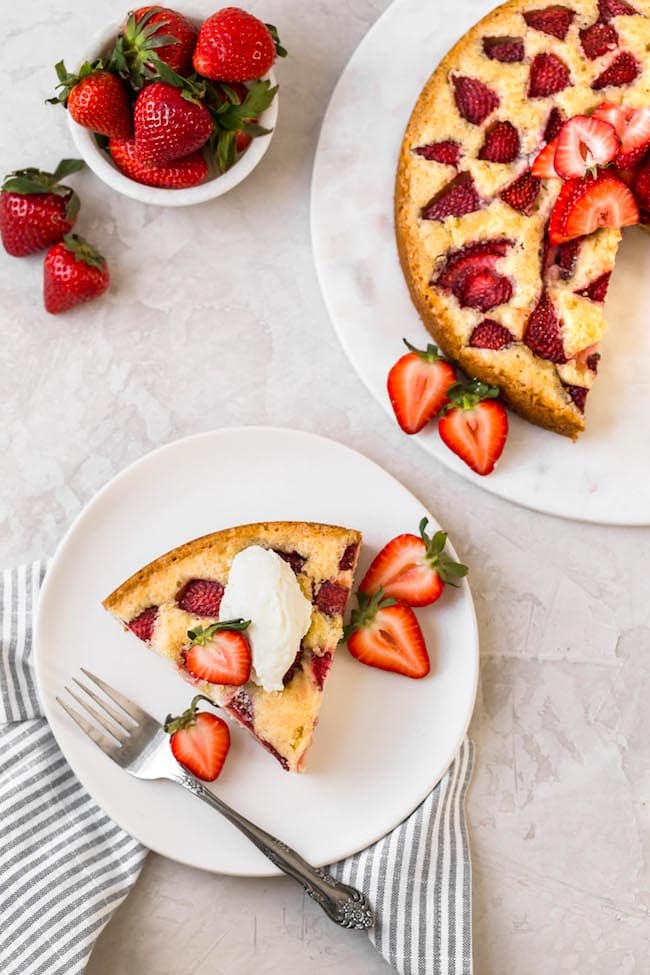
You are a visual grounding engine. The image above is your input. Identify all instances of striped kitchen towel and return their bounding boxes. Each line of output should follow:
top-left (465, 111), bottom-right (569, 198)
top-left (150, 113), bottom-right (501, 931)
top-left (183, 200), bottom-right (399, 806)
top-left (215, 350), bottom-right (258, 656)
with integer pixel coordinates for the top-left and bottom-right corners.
top-left (0, 562), bottom-right (474, 975)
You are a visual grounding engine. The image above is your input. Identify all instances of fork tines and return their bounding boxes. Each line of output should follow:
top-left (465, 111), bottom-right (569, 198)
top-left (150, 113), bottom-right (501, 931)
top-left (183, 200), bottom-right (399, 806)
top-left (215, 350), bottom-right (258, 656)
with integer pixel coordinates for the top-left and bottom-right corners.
top-left (56, 669), bottom-right (146, 761)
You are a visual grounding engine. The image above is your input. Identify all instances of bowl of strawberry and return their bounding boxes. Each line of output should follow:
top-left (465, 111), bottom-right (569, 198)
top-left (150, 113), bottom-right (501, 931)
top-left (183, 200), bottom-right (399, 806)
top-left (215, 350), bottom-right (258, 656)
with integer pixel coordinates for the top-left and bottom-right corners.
top-left (50, 6), bottom-right (285, 206)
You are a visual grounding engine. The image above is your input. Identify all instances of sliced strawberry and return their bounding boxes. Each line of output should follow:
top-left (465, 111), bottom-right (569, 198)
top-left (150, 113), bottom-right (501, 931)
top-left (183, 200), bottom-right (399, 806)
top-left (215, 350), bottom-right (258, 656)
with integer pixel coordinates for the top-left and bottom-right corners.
top-left (469, 319), bottom-right (515, 349)
top-left (478, 121), bottom-right (520, 163)
top-left (500, 170), bottom-right (541, 213)
top-left (580, 21), bottom-right (618, 59)
top-left (544, 107), bottom-right (565, 143)
top-left (553, 115), bottom-right (619, 178)
top-left (344, 591), bottom-right (430, 679)
top-left (532, 139), bottom-right (560, 178)
top-left (528, 53), bottom-right (572, 98)
top-left (555, 238), bottom-right (582, 278)
top-left (359, 518), bottom-right (467, 607)
top-left (548, 170), bottom-right (639, 244)
top-left (414, 141), bottom-right (461, 165)
top-left (421, 173), bottom-right (482, 220)
top-left (338, 542), bottom-right (360, 571)
top-left (128, 605), bottom-right (158, 642)
top-left (452, 76), bottom-right (500, 125)
top-left (438, 380), bottom-right (508, 476)
top-left (575, 271), bottom-right (611, 301)
top-left (523, 6), bottom-right (574, 40)
top-left (592, 52), bottom-right (640, 90)
top-left (592, 101), bottom-right (633, 136)
top-left (458, 269), bottom-right (512, 311)
top-left (615, 108), bottom-right (650, 167)
top-left (165, 695), bottom-right (230, 781)
top-left (632, 157), bottom-right (650, 209)
top-left (598, 0), bottom-right (636, 18)
top-left (566, 385), bottom-right (589, 411)
top-left (185, 619), bottom-right (252, 685)
top-left (315, 580), bottom-right (350, 616)
top-left (177, 579), bottom-right (224, 617)
top-left (482, 36), bottom-right (525, 62)
top-left (311, 652), bottom-right (332, 691)
top-left (387, 340), bottom-right (457, 435)
top-left (524, 292), bottom-right (566, 362)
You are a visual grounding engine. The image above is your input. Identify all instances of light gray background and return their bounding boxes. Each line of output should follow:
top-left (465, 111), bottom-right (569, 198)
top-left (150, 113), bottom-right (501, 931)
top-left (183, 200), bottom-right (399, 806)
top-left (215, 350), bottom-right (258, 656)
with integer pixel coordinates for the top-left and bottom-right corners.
top-left (2, 1), bottom-right (649, 972)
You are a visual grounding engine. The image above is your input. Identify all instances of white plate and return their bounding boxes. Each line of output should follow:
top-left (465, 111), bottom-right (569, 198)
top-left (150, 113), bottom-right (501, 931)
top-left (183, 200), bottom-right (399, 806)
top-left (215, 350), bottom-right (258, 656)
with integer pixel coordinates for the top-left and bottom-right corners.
top-left (311, 0), bottom-right (650, 526)
top-left (34, 427), bottom-right (478, 877)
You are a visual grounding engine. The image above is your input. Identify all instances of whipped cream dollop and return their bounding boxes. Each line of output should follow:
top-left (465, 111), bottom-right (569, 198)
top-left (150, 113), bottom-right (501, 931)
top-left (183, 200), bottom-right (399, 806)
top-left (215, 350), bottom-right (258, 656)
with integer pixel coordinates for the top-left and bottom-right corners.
top-left (219, 546), bottom-right (312, 692)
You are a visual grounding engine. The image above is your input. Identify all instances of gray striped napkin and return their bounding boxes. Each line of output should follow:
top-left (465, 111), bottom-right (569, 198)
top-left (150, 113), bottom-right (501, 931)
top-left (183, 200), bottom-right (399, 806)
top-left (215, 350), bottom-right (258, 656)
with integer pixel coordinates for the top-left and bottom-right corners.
top-left (0, 562), bottom-right (474, 975)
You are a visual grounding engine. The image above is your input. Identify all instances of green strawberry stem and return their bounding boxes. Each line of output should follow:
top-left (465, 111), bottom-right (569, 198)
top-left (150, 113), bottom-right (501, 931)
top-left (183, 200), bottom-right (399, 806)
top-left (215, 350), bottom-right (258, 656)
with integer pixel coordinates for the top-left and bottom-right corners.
top-left (187, 619), bottom-right (251, 646)
top-left (403, 338), bottom-right (446, 362)
top-left (47, 60), bottom-right (105, 106)
top-left (204, 79), bottom-right (278, 173)
top-left (164, 694), bottom-right (217, 735)
top-left (265, 23), bottom-right (288, 58)
top-left (343, 588), bottom-right (397, 641)
top-left (2, 161), bottom-right (84, 221)
top-left (109, 9), bottom-right (180, 91)
top-left (418, 517), bottom-right (468, 585)
top-left (61, 234), bottom-right (105, 270)
top-left (443, 378), bottom-right (501, 413)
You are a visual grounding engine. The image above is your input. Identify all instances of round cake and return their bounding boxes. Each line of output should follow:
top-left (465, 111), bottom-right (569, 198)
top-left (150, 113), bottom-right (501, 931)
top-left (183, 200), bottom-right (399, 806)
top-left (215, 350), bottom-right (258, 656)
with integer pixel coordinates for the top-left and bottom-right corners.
top-left (395, 0), bottom-right (650, 438)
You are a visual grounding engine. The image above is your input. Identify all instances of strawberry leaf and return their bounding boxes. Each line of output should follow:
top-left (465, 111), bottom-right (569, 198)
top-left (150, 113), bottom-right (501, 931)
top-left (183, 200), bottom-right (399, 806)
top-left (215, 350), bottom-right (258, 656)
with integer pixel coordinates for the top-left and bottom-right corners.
top-left (265, 22), bottom-right (288, 58)
top-left (188, 619), bottom-right (250, 646)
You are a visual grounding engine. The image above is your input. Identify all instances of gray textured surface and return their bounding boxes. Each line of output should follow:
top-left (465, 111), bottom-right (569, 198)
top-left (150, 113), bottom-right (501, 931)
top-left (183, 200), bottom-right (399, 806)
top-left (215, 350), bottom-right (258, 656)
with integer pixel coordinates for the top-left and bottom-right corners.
top-left (2, 0), bottom-right (650, 972)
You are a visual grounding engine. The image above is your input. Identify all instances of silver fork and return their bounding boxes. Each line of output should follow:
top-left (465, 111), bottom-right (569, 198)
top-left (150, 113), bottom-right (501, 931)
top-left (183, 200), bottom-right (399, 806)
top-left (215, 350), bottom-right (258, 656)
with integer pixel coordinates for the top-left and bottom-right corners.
top-left (57, 669), bottom-right (374, 930)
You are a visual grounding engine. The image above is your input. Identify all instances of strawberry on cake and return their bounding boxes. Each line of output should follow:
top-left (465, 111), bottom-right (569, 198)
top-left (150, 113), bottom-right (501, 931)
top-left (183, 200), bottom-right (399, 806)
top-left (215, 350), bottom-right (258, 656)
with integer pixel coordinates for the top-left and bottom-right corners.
top-left (396, 0), bottom-right (650, 438)
top-left (103, 522), bottom-right (361, 772)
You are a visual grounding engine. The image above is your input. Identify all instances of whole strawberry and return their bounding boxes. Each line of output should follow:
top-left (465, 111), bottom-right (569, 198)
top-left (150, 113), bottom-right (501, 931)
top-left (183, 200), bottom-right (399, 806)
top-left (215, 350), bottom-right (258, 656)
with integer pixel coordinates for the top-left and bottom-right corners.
top-left (109, 137), bottom-right (207, 188)
top-left (48, 61), bottom-right (133, 139)
top-left (0, 160), bottom-right (83, 257)
top-left (111, 6), bottom-right (198, 88)
top-left (134, 81), bottom-right (213, 164)
top-left (43, 234), bottom-right (110, 314)
top-left (193, 7), bottom-right (286, 82)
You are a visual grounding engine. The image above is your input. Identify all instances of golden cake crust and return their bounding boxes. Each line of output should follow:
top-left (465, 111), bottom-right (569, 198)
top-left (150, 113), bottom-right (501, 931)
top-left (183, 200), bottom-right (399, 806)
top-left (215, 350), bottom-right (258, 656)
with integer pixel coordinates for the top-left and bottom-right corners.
top-left (395, 0), bottom-right (650, 438)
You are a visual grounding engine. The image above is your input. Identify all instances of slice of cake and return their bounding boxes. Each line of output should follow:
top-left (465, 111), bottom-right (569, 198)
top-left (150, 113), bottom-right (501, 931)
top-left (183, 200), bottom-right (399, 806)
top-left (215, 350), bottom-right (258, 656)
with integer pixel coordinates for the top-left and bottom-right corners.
top-left (103, 522), bottom-right (361, 772)
top-left (395, 0), bottom-right (650, 437)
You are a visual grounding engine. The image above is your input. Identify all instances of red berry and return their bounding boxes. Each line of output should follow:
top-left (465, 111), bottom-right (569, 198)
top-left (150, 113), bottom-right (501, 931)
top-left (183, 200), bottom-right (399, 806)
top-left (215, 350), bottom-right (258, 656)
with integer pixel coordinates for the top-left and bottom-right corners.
top-left (523, 5), bottom-right (574, 40)
top-left (544, 107), bottom-right (565, 143)
top-left (528, 53), bottom-right (572, 98)
top-left (598, 0), bottom-right (636, 18)
top-left (109, 138), bottom-right (207, 189)
top-left (345, 592), bottom-right (430, 679)
top-left (452, 75), bottom-right (500, 125)
top-left (469, 320), bottom-right (514, 350)
top-left (482, 36), bottom-right (525, 62)
top-left (421, 173), bottom-right (482, 221)
top-left (134, 82), bottom-right (213, 166)
top-left (575, 271), bottom-right (611, 302)
top-left (500, 170), bottom-right (541, 214)
top-left (128, 606), bottom-right (158, 642)
top-left (435, 239), bottom-right (512, 307)
top-left (43, 234), bottom-right (110, 315)
top-left (387, 340), bottom-right (458, 434)
top-left (129, 7), bottom-right (197, 76)
top-left (592, 52), bottom-right (640, 90)
top-left (193, 7), bottom-right (279, 82)
top-left (413, 141), bottom-right (461, 166)
top-left (553, 115), bottom-right (619, 179)
top-left (478, 121), bottom-right (520, 163)
top-left (315, 581), bottom-right (350, 617)
top-left (548, 171), bottom-right (639, 244)
top-left (438, 380), bottom-right (508, 476)
top-left (67, 71), bottom-right (133, 139)
top-left (580, 22), bottom-right (618, 59)
top-left (566, 385), bottom-right (588, 412)
top-left (165, 696), bottom-right (230, 782)
top-left (0, 161), bottom-right (82, 257)
top-left (523, 292), bottom-right (566, 362)
top-left (177, 579), bottom-right (224, 617)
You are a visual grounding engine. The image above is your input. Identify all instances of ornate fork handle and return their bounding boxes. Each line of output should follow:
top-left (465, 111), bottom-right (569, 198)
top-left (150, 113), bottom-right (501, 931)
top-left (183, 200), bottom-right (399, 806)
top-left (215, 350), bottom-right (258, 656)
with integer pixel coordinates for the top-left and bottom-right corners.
top-left (172, 770), bottom-right (374, 930)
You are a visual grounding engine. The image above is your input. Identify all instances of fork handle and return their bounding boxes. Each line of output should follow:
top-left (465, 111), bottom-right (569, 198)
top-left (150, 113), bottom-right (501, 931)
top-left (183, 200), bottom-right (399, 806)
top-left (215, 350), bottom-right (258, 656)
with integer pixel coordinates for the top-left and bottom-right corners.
top-left (172, 770), bottom-right (374, 930)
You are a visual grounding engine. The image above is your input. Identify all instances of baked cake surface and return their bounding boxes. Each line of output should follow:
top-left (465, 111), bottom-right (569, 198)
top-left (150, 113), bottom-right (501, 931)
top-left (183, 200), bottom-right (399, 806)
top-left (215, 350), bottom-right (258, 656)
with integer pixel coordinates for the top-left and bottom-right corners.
top-left (395, 0), bottom-right (650, 437)
top-left (103, 521), bottom-right (361, 772)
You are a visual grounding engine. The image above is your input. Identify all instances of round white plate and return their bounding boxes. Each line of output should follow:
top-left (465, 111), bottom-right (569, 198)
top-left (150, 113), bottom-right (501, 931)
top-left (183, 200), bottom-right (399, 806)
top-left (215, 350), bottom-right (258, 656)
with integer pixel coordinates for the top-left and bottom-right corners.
top-left (34, 427), bottom-right (478, 877)
top-left (311, 0), bottom-right (650, 525)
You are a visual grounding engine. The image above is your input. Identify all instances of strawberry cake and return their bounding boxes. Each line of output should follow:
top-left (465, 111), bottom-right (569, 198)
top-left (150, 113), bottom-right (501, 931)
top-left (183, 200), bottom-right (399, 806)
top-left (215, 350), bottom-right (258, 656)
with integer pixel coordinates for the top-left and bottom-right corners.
top-left (395, 0), bottom-right (650, 437)
top-left (103, 521), bottom-right (361, 772)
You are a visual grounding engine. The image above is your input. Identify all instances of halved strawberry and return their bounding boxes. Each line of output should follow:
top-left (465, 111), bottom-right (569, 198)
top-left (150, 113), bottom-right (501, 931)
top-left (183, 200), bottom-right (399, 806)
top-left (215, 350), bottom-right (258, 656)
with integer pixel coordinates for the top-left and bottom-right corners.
top-left (459, 269), bottom-right (512, 311)
top-left (387, 340), bottom-right (457, 435)
top-left (469, 319), bottom-right (514, 349)
top-left (596, 105), bottom-right (650, 168)
top-left (528, 53), bottom-right (572, 98)
top-left (553, 116), bottom-right (619, 178)
top-left (185, 619), bottom-right (251, 686)
top-left (344, 590), bottom-right (430, 679)
top-left (580, 21), bottom-right (618, 59)
top-left (478, 121), bottom-right (520, 163)
top-left (438, 380), bottom-right (508, 476)
top-left (358, 518), bottom-right (467, 607)
top-left (414, 141), bottom-right (461, 166)
top-left (165, 695), bottom-right (230, 781)
top-left (500, 170), bottom-right (541, 213)
top-left (592, 52), bottom-right (640, 90)
top-left (524, 292), bottom-right (566, 362)
top-left (421, 173), bottom-right (482, 220)
top-left (532, 138), bottom-right (560, 178)
top-left (482, 36), bottom-right (525, 62)
top-left (452, 76), bottom-right (500, 125)
top-left (548, 170), bottom-right (639, 244)
top-left (523, 5), bottom-right (574, 40)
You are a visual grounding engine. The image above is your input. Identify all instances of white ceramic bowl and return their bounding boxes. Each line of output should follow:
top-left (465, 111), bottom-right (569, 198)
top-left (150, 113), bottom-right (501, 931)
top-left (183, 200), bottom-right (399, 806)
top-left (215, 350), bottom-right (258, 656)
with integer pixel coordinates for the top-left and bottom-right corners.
top-left (67, 12), bottom-right (279, 207)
